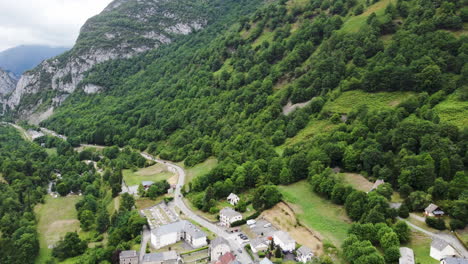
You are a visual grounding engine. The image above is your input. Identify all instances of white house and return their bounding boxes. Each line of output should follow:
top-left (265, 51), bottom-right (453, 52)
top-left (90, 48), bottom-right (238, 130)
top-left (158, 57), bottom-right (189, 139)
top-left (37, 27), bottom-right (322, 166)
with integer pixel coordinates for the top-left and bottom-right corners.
top-left (273, 231), bottom-right (296, 252)
top-left (210, 236), bottom-right (231, 261)
top-left (430, 238), bottom-right (458, 261)
top-left (296, 245), bottom-right (314, 263)
top-left (151, 220), bottom-right (207, 249)
top-left (399, 247), bottom-right (415, 264)
top-left (227, 193), bottom-right (240, 206)
top-left (441, 257), bottom-right (468, 264)
top-left (425, 203), bottom-right (445, 217)
top-left (119, 250), bottom-right (139, 264)
top-left (142, 251), bottom-right (179, 264)
top-left (219, 207), bottom-right (243, 227)
top-left (250, 238), bottom-right (269, 253)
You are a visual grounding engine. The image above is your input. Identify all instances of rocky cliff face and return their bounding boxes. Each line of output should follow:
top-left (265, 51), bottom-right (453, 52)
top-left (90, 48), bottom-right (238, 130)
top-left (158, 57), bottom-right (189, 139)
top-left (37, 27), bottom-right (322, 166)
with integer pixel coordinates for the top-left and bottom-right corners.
top-left (4, 0), bottom-right (209, 124)
top-left (0, 68), bottom-right (17, 97)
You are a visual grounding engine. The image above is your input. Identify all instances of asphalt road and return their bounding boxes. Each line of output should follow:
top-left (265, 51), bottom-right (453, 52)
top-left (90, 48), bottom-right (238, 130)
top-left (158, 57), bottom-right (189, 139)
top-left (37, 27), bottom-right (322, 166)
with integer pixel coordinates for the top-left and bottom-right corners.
top-left (141, 153), bottom-right (254, 264)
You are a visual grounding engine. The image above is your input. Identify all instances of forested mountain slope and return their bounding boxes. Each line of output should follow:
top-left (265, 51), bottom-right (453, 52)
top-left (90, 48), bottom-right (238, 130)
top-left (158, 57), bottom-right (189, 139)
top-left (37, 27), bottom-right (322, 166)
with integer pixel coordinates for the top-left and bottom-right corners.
top-left (2, 0), bottom-right (248, 124)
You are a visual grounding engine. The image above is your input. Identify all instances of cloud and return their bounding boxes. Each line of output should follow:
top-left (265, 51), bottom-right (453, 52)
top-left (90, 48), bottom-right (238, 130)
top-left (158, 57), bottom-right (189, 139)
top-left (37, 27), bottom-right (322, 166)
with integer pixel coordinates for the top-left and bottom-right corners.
top-left (0, 0), bottom-right (114, 51)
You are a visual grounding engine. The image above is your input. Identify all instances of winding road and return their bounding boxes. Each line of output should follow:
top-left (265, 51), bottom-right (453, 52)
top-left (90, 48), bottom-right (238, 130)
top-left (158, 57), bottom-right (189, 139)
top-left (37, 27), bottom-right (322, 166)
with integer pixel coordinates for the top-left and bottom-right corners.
top-left (5, 123), bottom-right (254, 263)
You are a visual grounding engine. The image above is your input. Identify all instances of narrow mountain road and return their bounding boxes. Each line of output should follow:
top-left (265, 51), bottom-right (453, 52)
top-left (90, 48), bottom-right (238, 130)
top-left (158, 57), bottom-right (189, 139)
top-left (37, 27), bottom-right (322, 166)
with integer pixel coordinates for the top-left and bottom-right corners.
top-left (5, 123), bottom-right (253, 263)
top-left (141, 153), bottom-right (254, 264)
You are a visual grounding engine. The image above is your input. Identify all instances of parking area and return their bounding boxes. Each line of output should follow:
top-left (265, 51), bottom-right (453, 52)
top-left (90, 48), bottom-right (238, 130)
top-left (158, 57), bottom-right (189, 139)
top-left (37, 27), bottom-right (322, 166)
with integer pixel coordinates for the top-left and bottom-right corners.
top-left (141, 202), bottom-right (179, 229)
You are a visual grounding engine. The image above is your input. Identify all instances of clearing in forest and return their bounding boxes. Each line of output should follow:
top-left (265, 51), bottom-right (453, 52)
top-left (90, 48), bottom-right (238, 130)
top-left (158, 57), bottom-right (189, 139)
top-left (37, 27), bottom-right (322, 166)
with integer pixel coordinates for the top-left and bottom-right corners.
top-left (278, 181), bottom-right (351, 247)
top-left (34, 195), bottom-right (82, 263)
top-left (123, 163), bottom-right (174, 186)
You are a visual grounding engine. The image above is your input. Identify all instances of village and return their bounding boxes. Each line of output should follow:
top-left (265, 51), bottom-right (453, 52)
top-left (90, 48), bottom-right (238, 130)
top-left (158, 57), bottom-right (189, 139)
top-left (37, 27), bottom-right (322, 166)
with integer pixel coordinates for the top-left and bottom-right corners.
top-left (120, 179), bottom-right (468, 264)
top-left (118, 190), bottom-right (317, 264)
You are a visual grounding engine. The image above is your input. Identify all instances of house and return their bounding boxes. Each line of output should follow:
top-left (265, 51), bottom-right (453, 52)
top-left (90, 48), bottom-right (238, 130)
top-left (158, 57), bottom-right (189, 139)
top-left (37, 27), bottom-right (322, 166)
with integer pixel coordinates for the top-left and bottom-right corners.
top-left (210, 236), bottom-right (231, 261)
top-left (273, 231), bottom-right (296, 252)
top-left (250, 238), bottom-right (269, 253)
top-left (142, 251), bottom-right (179, 264)
top-left (142, 181), bottom-right (155, 189)
top-left (247, 219), bottom-right (256, 226)
top-left (259, 258), bottom-right (274, 264)
top-left (219, 207), bottom-right (243, 227)
top-left (369, 179), bottom-right (385, 192)
top-left (441, 257), bottom-right (468, 264)
top-left (430, 238), bottom-right (458, 260)
top-left (215, 252), bottom-right (236, 264)
top-left (227, 193), bottom-right (240, 206)
top-left (425, 203), bottom-right (445, 217)
top-left (399, 247), bottom-right (415, 264)
top-left (151, 220), bottom-right (207, 249)
top-left (296, 245), bottom-right (314, 263)
top-left (119, 250), bottom-right (139, 264)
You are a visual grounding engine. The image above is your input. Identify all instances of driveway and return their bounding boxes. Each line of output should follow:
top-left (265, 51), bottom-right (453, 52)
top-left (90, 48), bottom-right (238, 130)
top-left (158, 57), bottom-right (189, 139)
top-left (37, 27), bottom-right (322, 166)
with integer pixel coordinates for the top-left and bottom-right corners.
top-left (398, 217), bottom-right (468, 258)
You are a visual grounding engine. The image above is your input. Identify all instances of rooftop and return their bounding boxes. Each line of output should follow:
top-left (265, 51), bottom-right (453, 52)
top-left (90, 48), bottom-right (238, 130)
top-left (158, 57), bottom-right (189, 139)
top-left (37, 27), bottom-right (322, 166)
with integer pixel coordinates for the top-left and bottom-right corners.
top-left (120, 250), bottom-right (138, 259)
top-left (273, 231), bottom-right (295, 244)
top-left (215, 252), bottom-right (236, 264)
top-left (259, 258), bottom-right (273, 264)
top-left (431, 238), bottom-right (452, 251)
top-left (152, 220), bottom-right (207, 239)
top-left (212, 236), bottom-right (230, 248)
top-left (297, 245), bottom-right (313, 256)
top-left (142, 251), bottom-right (178, 262)
top-left (227, 193), bottom-right (239, 200)
top-left (220, 207), bottom-right (242, 219)
top-left (399, 247), bottom-right (414, 264)
top-left (442, 257), bottom-right (468, 264)
top-left (425, 203), bottom-right (440, 213)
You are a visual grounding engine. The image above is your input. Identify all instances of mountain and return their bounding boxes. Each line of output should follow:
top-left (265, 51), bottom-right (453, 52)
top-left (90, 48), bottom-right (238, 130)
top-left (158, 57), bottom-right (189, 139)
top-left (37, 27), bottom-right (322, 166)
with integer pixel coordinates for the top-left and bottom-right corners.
top-left (0, 45), bottom-right (69, 76)
top-left (3, 0), bottom-right (228, 123)
top-left (0, 68), bottom-right (17, 96)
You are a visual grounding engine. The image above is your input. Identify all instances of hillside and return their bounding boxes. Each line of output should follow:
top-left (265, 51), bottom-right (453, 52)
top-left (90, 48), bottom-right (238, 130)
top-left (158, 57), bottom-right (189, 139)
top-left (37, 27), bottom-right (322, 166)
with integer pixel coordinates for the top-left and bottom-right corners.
top-left (0, 68), bottom-right (17, 97)
top-left (2, 0), bottom-right (254, 124)
top-left (0, 45), bottom-right (70, 76)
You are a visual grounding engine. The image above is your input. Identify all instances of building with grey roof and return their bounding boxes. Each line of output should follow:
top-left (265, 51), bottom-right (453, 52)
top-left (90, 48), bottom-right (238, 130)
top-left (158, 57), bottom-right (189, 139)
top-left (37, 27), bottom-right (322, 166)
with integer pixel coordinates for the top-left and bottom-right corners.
top-left (431, 238), bottom-right (458, 260)
top-left (151, 220), bottom-right (207, 249)
top-left (273, 231), bottom-right (295, 252)
top-left (399, 247), bottom-right (415, 264)
top-left (210, 236), bottom-right (231, 261)
top-left (441, 257), bottom-right (468, 264)
top-left (425, 203), bottom-right (444, 217)
top-left (296, 245), bottom-right (314, 263)
top-left (142, 251), bottom-right (178, 264)
top-left (259, 258), bottom-right (273, 264)
top-left (219, 207), bottom-right (242, 227)
top-left (119, 250), bottom-right (139, 264)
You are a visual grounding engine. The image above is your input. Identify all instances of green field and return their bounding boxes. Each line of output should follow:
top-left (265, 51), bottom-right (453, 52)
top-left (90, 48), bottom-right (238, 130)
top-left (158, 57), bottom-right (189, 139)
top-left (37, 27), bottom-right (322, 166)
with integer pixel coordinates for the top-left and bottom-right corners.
top-left (405, 231), bottom-right (438, 264)
top-left (278, 181), bottom-right (351, 247)
top-left (340, 0), bottom-right (396, 33)
top-left (123, 163), bottom-right (174, 186)
top-left (434, 91), bottom-right (468, 128)
top-left (323, 90), bottom-right (414, 114)
top-left (184, 157), bottom-right (218, 184)
top-left (339, 172), bottom-right (374, 192)
top-left (276, 119), bottom-right (336, 155)
top-left (34, 195), bottom-right (83, 263)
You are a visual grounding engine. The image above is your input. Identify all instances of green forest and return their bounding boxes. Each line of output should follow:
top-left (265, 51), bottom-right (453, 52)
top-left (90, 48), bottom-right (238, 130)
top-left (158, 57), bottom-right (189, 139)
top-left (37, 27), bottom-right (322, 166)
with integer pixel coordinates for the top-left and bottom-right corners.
top-left (1, 0), bottom-right (467, 263)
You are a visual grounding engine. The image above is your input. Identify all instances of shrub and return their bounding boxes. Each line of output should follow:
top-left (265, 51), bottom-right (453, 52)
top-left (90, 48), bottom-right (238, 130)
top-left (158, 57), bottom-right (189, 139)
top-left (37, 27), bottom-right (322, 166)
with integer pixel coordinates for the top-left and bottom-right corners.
top-left (425, 217), bottom-right (446, 230)
top-left (449, 219), bottom-right (465, 230)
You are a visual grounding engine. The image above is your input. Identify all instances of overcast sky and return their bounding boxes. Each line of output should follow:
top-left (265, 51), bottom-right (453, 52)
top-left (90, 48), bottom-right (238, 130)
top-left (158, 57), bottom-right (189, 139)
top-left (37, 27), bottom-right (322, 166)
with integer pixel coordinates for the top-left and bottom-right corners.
top-left (0, 0), bottom-right (114, 52)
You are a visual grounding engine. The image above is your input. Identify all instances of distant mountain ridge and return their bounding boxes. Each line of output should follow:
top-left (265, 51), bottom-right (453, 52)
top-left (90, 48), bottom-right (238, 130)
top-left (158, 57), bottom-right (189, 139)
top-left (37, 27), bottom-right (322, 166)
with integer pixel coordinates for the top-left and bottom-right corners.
top-left (0, 45), bottom-right (70, 76)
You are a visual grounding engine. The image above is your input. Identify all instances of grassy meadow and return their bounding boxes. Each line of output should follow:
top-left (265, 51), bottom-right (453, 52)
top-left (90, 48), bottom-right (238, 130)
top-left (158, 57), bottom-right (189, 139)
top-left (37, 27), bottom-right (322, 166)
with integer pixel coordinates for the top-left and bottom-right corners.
top-left (34, 195), bottom-right (82, 263)
top-left (123, 163), bottom-right (174, 186)
top-left (278, 181), bottom-right (351, 247)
